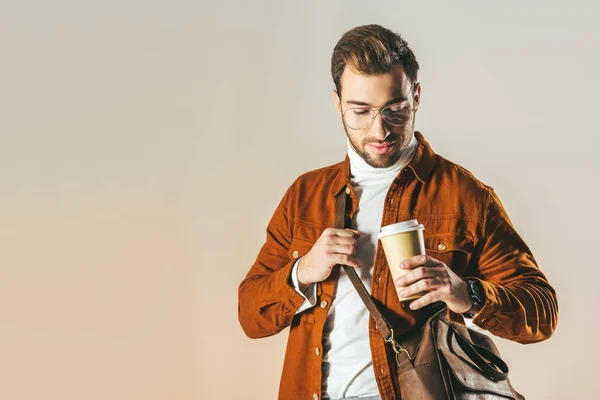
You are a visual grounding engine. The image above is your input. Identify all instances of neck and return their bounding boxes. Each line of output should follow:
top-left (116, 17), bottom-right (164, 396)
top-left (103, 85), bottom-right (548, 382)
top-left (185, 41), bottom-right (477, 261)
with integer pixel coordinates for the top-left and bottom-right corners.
top-left (347, 136), bottom-right (418, 182)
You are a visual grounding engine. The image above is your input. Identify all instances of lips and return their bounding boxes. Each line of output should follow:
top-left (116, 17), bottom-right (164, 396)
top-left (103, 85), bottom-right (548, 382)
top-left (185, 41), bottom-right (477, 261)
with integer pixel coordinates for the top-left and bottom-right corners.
top-left (371, 142), bottom-right (394, 149)
top-left (369, 142), bottom-right (396, 154)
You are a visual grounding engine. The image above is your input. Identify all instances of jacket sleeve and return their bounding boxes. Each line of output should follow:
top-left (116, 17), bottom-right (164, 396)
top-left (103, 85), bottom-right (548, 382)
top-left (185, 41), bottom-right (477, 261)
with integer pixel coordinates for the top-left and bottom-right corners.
top-left (238, 180), bottom-right (307, 339)
top-left (469, 187), bottom-right (559, 344)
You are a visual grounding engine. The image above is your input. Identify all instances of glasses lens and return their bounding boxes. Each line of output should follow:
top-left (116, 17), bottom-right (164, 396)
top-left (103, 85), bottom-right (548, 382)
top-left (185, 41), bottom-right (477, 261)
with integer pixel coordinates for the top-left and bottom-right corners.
top-left (382, 104), bottom-right (412, 126)
top-left (343, 108), bottom-right (375, 130)
top-left (343, 104), bottom-right (412, 129)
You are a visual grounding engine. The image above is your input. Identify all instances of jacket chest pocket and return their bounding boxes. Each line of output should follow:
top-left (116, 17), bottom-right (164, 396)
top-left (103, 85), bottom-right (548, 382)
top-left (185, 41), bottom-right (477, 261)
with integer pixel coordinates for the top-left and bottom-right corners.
top-left (287, 237), bottom-right (317, 324)
top-left (423, 233), bottom-right (474, 277)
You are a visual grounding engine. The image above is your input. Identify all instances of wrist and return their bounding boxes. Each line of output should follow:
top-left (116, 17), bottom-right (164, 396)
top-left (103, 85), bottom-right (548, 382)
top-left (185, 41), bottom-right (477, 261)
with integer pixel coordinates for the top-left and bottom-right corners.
top-left (296, 258), bottom-right (312, 292)
top-left (464, 302), bottom-right (482, 317)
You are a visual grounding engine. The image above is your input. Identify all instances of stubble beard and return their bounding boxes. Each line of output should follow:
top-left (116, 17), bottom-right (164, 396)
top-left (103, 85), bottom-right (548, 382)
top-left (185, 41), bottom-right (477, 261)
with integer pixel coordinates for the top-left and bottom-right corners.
top-left (344, 123), bottom-right (415, 169)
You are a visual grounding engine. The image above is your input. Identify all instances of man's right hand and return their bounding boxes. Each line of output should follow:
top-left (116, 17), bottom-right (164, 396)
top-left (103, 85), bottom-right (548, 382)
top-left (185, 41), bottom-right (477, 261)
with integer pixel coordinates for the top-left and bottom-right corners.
top-left (297, 228), bottom-right (361, 292)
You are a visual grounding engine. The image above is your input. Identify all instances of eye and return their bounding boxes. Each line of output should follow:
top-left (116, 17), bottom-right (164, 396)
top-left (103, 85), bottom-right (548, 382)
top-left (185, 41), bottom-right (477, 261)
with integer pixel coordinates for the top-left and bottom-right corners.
top-left (387, 103), bottom-right (408, 112)
top-left (352, 109), bottom-right (370, 115)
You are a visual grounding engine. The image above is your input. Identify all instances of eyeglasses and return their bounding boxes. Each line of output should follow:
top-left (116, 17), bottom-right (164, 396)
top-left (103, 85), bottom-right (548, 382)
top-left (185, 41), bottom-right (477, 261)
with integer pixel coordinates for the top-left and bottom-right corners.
top-left (340, 98), bottom-right (416, 130)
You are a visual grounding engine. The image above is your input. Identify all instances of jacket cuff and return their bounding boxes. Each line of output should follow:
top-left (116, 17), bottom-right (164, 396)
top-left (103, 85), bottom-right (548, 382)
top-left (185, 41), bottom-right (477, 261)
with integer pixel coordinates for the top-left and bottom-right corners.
top-left (270, 258), bottom-right (307, 311)
top-left (289, 257), bottom-right (318, 314)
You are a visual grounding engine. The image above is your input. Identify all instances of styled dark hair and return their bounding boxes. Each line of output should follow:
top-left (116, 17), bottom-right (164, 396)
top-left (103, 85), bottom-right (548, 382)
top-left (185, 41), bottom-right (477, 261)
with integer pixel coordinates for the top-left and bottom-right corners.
top-left (331, 24), bottom-right (420, 94)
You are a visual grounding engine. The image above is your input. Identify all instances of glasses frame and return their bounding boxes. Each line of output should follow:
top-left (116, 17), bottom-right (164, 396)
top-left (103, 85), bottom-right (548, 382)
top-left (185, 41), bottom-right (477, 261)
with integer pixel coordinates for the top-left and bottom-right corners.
top-left (339, 88), bottom-right (417, 130)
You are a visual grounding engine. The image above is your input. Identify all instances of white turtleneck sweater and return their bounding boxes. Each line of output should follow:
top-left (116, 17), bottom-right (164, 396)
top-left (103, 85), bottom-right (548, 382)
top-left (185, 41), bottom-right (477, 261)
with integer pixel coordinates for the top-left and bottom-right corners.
top-left (290, 135), bottom-right (419, 399)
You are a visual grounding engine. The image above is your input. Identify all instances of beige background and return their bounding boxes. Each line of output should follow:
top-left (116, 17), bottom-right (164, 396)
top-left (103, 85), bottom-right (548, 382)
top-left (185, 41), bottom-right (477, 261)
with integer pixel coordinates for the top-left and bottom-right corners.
top-left (1, 1), bottom-right (598, 399)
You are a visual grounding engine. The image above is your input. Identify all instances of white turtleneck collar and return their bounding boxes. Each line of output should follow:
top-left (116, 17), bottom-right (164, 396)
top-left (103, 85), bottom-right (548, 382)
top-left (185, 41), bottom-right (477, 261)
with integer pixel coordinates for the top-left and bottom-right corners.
top-left (347, 134), bottom-right (419, 186)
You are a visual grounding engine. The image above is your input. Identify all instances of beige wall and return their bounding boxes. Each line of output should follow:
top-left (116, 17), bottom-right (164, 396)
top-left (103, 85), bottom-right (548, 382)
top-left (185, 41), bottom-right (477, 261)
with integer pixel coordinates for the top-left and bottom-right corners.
top-left (1, 1), bottom-right (598, 399)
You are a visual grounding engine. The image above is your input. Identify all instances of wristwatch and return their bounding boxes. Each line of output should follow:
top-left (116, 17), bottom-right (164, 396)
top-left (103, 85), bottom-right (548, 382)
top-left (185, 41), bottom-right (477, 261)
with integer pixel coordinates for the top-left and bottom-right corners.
top-left (463, 278), bottom-right (485, 318)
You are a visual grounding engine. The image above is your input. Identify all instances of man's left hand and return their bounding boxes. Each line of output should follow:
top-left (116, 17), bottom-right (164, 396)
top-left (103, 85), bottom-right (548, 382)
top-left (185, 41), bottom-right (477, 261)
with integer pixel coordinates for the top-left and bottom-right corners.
top-left (394, 255), bottom-right (473, 313)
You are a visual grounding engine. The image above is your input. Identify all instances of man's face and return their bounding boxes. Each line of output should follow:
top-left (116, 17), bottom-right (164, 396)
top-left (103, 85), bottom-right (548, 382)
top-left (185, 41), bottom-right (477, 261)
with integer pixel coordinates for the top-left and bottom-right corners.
top-left (333, 65), bottom-right (421, 168)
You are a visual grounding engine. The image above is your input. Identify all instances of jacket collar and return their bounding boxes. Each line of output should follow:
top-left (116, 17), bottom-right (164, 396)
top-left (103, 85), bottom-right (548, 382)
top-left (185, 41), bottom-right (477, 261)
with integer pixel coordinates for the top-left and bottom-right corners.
top-left (330, 131), bottom-right (436, 197)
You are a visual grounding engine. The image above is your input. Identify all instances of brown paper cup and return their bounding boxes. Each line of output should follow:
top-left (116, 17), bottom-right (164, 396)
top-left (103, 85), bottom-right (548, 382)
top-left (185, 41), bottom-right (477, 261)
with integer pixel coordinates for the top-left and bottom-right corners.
top-left (378, 220), bottom-right (426, 302)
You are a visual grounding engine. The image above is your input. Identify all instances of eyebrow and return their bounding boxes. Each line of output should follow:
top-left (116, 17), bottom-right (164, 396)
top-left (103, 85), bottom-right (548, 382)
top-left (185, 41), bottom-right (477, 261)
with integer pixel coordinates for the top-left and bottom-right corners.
top-left (344, 96), bottom-right (409, 107)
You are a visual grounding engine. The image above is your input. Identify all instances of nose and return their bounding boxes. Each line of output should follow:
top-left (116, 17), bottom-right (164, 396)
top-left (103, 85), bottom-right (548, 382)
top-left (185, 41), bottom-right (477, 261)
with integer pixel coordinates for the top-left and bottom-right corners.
top-left (371, 110), bottom-right (391, 141)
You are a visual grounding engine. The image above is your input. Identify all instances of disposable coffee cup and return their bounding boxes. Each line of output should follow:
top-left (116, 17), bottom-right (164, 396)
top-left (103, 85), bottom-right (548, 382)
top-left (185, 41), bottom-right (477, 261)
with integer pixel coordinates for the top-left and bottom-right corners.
top-left (378, 220), bottom-right (426, 302)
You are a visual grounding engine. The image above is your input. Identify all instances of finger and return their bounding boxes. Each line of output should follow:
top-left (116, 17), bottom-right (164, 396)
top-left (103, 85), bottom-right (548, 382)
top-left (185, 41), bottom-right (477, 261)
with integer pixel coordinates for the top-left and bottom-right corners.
top-left (398, 278), bottom-right (440, 298)
top-left (333, 237), bottom-right (357, 246)
top-left (346, 229), bottom-right (361, 237)
top-left (330, 228), bottom-right (356, 238)
top-left (395, 267), bottom-right (440, 287)
top-left (333, 253), bottom-right (361, 268)
top-left (324, 236), bottom-right (356, 246)
top-left (323, 227), bottom-right (341, 237)
top-left (331, 243), bottom-right (355, 255)
top-left (409, 291), bottom-right (441, 311)
top-left (332, 228), bottom-right (360, 238)
top-left (400, 254), bottom-right (441, 271)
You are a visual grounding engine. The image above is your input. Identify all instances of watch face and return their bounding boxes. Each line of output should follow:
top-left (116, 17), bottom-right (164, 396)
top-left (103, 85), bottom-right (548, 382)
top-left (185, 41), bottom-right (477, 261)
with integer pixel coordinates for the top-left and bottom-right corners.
top-left (468, 279), bottom-right (484, 306)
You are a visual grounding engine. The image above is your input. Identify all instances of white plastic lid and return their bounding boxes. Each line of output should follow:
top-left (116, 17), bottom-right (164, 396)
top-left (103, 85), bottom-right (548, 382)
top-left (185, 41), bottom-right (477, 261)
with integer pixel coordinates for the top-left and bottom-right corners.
top-left (378, 220), bottom-right (424, 239)
top-left (380, 219), bottom-right (418, 233)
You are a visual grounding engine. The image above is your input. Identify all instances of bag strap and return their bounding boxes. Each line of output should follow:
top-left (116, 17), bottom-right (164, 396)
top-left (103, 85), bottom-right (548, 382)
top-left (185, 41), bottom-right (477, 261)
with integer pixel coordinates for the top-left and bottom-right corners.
top-left (334, 191), bottom-right (400, 348)
top-left (449, 325), bottom-right (509, 381)
top-left (334, 191), bottom-right (510, 380)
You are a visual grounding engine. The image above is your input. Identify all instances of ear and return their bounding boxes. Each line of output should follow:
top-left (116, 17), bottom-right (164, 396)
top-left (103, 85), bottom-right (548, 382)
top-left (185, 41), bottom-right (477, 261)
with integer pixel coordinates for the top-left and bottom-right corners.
top-left (332, 89), bottom-right (342, 117)
top-left (412, 82), bottom-right (421, 112)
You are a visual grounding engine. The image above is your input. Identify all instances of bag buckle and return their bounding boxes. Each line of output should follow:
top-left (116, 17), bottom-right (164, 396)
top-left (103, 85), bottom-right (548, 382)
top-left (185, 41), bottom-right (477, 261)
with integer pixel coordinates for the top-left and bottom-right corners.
top-left (385, 329), bottom-right (413, 365)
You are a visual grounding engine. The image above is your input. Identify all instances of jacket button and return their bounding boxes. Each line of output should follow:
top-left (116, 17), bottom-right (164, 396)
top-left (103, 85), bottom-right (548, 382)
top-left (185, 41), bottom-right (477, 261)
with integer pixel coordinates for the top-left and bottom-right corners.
top-left (437, 243), bottom-right (447, 251)
top-left (292, 250), bottom-right (299, 258)
top-left (345, 186), bottom-right (351, 195)
top-left (320, 300), bottom-right (328, 308)
top-left (315, 347), bottom-right (320, 355)
top-left (313, 393), bottom-right (319, 400)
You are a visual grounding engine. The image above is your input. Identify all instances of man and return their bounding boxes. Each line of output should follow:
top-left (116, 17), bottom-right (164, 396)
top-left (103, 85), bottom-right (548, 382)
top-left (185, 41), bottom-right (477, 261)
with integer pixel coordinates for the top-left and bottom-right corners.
top-left (238, 24), bottom-right (558, 400)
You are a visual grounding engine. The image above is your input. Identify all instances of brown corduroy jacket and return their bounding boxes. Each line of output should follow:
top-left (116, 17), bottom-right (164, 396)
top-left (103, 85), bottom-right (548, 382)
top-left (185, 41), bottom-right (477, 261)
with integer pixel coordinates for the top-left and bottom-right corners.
top-left (238, 131), bottom-right (558, 400)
